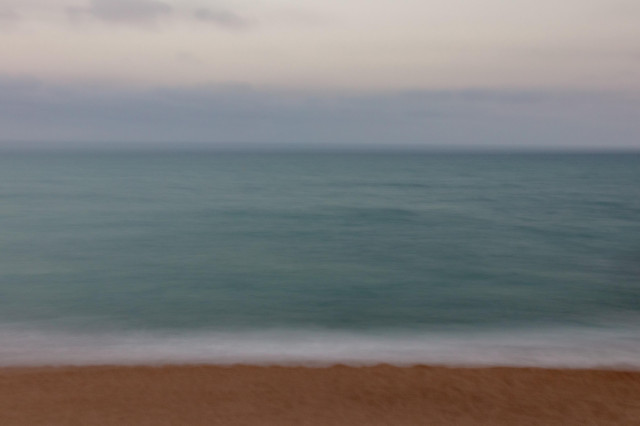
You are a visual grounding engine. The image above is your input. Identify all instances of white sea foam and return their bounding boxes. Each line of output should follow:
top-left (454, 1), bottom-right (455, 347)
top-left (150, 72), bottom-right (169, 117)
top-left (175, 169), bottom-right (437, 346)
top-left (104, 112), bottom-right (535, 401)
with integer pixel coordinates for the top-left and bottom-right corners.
top-left (0, 325), bottom-right (639, 368)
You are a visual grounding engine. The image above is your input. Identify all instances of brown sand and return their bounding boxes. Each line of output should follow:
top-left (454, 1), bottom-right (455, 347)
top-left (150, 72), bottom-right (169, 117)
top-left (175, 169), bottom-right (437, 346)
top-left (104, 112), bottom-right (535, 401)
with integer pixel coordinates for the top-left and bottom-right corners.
top-left (1, 364), bottom-right (639, 425)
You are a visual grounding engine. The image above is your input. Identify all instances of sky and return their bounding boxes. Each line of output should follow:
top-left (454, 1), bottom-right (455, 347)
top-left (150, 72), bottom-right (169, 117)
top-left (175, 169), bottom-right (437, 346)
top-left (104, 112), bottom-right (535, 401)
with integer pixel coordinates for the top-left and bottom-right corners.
top-left (1, 0), bottom-right (639, 149)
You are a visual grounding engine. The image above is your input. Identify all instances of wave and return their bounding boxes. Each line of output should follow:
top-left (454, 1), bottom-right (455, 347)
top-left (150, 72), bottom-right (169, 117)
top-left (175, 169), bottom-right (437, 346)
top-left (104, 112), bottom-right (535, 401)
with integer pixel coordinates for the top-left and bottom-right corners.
top-left (0, 325), bottom-right (639, 368)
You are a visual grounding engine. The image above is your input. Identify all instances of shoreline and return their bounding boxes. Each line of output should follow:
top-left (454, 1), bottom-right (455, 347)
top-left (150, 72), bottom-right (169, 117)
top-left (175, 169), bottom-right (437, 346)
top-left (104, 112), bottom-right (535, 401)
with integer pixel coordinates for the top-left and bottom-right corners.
top-left (2, 364), bottom-right (639, 425)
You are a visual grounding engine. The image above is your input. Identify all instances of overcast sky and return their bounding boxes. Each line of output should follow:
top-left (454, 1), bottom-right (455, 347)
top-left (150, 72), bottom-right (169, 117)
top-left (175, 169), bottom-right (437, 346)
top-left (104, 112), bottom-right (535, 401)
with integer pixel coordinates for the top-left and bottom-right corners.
top-left (1, 0), bottom-right (639, 149)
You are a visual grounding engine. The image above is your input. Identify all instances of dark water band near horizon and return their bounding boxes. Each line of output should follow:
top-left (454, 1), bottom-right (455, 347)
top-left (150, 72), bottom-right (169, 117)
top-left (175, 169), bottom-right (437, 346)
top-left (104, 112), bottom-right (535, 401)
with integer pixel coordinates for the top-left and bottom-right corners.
top-left (0, 151), bottom-right (639, 367)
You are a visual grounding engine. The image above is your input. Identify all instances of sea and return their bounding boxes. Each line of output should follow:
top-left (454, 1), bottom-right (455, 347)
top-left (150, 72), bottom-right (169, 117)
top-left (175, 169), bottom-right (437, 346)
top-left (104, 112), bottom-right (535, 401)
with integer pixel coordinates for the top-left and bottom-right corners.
top-left (1, 149), bottom-right (639, 367)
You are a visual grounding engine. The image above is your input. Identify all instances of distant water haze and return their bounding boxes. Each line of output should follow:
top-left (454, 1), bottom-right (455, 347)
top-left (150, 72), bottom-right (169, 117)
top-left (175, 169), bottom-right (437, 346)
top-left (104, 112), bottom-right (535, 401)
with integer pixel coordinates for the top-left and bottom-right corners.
top-left (0, 83), bottom-right (638, 150)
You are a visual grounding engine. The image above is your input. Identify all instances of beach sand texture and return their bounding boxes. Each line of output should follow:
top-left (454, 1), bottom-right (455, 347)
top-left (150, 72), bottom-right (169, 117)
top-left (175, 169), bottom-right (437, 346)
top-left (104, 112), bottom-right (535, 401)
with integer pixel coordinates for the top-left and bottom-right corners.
top-left (1, 364), bottom-right (639, 425)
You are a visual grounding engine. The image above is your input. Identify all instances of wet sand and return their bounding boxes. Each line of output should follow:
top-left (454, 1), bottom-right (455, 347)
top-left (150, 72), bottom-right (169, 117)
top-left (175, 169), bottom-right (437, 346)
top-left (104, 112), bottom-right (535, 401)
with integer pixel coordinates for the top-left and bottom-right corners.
top-left (1, 364), bottom-right (639, 425)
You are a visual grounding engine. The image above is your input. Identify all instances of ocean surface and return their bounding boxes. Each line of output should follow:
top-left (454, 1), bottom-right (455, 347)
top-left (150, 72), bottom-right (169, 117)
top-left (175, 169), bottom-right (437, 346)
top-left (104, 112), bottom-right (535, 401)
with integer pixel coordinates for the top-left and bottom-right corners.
top-left (1, 150), bottom-right (639, 367)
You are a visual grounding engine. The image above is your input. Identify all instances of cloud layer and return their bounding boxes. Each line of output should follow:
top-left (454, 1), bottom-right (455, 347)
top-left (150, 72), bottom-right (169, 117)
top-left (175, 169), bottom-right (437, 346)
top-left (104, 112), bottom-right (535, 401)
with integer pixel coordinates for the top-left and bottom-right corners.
top-left (68, 0), bottom-right (173, 23)
top-left (192, 7), bottom-right (247, 28)
top-left (4, 0), bottom-right (250, 29)
top-left (1, 0), bottom-right (639, 149)
top-left (1, 77), bottom-right (638, 149)
top-left (1, 0), bottom-right (638, 90)
top-left (0, 7), bottom-right (19, 25)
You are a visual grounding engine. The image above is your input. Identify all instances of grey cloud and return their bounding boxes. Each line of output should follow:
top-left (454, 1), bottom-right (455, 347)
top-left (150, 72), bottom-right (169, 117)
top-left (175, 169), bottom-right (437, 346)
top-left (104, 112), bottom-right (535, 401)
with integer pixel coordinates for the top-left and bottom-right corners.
top-left (0, 8), bottom-right (19, 23)
top-left (193, 7), bottom-right (248, 28)
top-left (65, 1), bottom-right (251, 29)
top-left (0, 77), bottom-right (638, 150)
top-left (68, 0), bottom-right (172, 23)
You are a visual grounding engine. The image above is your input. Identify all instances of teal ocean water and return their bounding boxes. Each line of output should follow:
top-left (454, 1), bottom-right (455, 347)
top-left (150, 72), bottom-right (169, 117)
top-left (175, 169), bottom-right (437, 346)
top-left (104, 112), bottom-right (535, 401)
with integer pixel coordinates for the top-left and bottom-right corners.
top-left (1, 151), bottom-right (639, 366)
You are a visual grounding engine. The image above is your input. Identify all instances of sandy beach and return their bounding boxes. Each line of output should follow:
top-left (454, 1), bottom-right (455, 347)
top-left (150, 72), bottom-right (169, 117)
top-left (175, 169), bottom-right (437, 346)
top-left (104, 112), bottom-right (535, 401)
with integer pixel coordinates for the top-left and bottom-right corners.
top-left (1, 364), bottom-right (638, 425)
